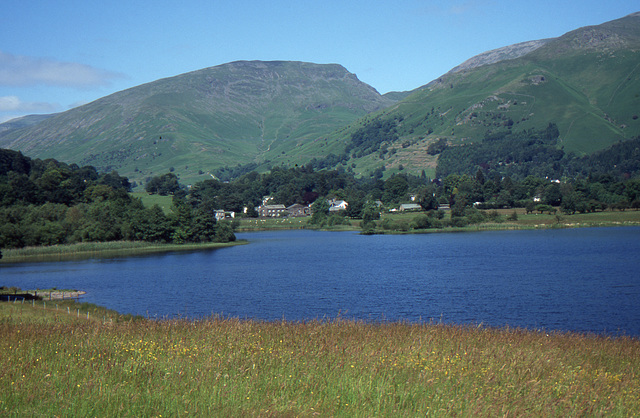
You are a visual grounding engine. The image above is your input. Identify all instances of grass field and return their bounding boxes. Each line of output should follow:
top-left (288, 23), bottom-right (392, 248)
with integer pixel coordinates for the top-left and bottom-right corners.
top-left (131, 192), bottom-right (175, 214)
top-left (1, 300), bottom-right (639, 416)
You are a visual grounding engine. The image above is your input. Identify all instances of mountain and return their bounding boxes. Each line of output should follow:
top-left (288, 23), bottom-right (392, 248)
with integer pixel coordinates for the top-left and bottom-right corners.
top-left (0, 61), bottom-right (394, 184)
top-left (445, 39), bottom-right (552, 75)
top-left (286, 12), bottom-right (640, 178)
top-left (2, 13), bottom-right (639, 184)
top-left (0, 114), bottom-right (56, 133)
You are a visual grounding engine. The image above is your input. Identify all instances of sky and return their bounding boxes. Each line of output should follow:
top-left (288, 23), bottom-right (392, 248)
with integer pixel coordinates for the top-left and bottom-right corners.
top-left (1, 0), bottom-right (639, 123)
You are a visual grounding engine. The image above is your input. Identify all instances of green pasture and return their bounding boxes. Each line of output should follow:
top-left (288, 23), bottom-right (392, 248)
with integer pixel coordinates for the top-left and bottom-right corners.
top-left (131, 192), bottom-right (174, 214)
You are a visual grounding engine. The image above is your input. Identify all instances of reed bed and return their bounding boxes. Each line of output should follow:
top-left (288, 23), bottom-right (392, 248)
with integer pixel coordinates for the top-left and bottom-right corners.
top-left (1, 240), bottom-right (245, 263)
top-left (2, 301), bottom-right (639, 416)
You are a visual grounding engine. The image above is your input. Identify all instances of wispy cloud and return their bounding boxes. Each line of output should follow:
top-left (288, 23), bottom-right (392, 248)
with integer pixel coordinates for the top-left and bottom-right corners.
top-left (0, 95), bottom-right (60, 113)
top-left (0, 51), bottom-right (125, 88)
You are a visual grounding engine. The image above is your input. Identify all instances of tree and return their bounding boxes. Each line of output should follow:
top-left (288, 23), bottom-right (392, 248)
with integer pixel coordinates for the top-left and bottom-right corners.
top-left (99, 171), bottom-right (132, 191)
top-left (361, 201), bottom-right (381, 223)
top-left (415, 185), bottom-right (438, 211)
top-left (411, 214), bottom-right (432, 229)
top-left (146, 173), bottom-right (181, 196)
top-left (309, 199), bottom-right (330, 226)
top-left (535, 204), bottom-right (555, 214)
top-left (542, 183), bottom-right (562, 206)
top-left (382, 175), bottom-right (409, 204)
top-left (560, 191), bottom-right (583, 215)
top-left (215, 221), bottom-right (236, 242)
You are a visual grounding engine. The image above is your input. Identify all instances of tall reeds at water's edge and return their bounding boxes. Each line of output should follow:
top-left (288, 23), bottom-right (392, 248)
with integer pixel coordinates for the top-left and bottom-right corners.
top-left (1, 301), bottom-right (639, 416)
top-left (1, 240), bottom-right (245, 262)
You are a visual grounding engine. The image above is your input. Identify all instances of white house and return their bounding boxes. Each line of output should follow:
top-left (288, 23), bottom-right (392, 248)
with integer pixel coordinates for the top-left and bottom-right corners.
top-left (328, 199), bottom-right (349, 212)
top-left (214, 210), bottom-right (235, 221)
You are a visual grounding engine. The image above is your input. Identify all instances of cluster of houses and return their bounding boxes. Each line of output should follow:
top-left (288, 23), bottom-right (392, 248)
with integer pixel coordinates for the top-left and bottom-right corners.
top-left (214, 197), bottom-right (349, 220)
top-left (214, 195), bottom-right (450, 220)
top-left (255, 198), bottom-right (348, 218)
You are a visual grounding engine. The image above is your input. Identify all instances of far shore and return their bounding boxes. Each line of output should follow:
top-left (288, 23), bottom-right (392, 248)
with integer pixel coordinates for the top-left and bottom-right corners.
top-left (1, 240), bottom-right (247, 264)
top-left (2, 209), bottom-right (639, 263)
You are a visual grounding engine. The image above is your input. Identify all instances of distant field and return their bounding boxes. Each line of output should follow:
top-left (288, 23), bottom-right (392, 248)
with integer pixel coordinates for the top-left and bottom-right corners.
top-left (132, 192), bottom-right (174, 214)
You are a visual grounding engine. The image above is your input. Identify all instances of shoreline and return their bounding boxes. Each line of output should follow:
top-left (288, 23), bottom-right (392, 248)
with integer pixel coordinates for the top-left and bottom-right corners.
top-left (1, 240), bottom-right (247, 264)
top-left (2, 213), bottom-right (639, 263)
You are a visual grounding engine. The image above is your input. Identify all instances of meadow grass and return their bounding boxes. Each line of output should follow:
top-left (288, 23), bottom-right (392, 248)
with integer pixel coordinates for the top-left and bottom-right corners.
top-left (2, 301), bottom-right (639, 416)
top-left (131, 192), bottom-right (175, 214)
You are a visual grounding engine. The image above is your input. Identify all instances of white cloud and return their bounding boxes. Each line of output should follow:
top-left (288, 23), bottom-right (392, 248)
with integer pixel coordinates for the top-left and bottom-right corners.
top-left (0, 51), bottom-right (125, 88)
top-left (0, 95), bottom-right (60, 113)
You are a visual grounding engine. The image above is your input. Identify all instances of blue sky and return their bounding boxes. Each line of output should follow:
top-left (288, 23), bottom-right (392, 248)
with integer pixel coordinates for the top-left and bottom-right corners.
top-left (1, 0), bottom-right (638, 123)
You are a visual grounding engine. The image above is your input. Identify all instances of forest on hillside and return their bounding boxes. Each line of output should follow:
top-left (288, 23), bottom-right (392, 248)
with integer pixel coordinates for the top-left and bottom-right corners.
top-left (436, 127), bottom-right (640, 180)
top-left (156, 154), bottom-right (640, 227)
top-left (2, 129), bottom-right (640, 251)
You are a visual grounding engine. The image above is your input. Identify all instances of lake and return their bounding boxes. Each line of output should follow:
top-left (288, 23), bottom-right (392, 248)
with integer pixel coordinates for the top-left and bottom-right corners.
top-left (2, 227), bottom-right (639, 336)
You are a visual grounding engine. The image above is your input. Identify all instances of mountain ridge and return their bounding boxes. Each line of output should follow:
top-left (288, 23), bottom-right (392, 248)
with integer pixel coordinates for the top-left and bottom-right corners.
top-left (0, 61), bottom-right (394, 184)
top-left (1, 12), bottom-right (639, 184)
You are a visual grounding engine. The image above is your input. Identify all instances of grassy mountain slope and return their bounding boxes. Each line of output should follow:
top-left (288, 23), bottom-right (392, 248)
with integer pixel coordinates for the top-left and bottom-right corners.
top-left (281, 12), bottom-right (640, 179)
top-left (0, 61), bottom-right (393, 185)
top-left (2, 14), bottom-right (639, 184)
top-left (399, 13), bottom-right (638, 147)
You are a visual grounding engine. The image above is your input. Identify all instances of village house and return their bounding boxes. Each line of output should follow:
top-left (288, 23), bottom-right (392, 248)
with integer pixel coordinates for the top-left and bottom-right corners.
top-left (399, 203), bottom-right (422, 212)
top-left (286, 203), bottom-right (310, 217)
top-left (328, 199), bottom-right (348, 212)
top-left (258, 204), bottom-right (287, 217)
top-left (213, 210), bottom-right (235, 221)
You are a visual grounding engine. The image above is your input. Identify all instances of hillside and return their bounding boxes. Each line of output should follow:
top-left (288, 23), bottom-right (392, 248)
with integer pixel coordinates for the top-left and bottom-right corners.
top-left (0, 114), bottom-right (56, 133)
top-left (0, 61), bottom-right (394, 185)
top-left (1, 13), bottom-right (639, 184)
top-left (278, 12), bottom-right (640, 178)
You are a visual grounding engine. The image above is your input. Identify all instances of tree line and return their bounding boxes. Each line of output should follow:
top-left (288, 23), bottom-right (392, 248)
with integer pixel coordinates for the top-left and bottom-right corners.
top-left (436, 125), bottom-right (640, 181)
top-left (0, 149), bottom-right (235, 250)
top-left (3, 124), bottom-right (640, 251)
top-left (166, 157), bottom-right (640, 226)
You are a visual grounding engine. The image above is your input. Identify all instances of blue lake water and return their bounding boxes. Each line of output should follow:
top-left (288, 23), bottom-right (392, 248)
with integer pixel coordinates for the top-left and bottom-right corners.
top-left (2, 227), bottom-right (639, 336)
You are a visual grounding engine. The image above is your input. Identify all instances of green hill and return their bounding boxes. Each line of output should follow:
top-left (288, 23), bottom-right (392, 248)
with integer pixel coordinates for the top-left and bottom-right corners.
top-left (1, 13), bottom-right (639, 183)
top-left (0, 61), bottom-right (394, 185)
top-left (278, 12), bottom-right (640, 178)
